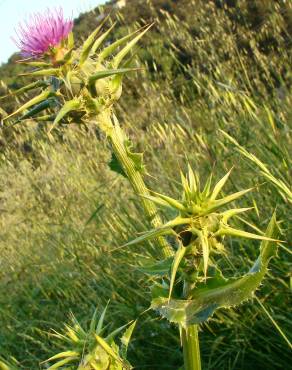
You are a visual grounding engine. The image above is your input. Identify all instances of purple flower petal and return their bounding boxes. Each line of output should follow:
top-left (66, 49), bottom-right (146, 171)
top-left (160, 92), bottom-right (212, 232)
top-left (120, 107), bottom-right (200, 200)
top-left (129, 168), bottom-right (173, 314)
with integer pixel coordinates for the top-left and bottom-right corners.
top-left (13, 8), bottom-right (73, 58)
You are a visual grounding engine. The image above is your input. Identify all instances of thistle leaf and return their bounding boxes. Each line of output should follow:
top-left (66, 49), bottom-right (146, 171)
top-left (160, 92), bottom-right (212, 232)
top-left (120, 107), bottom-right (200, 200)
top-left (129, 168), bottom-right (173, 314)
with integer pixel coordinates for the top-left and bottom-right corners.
top-left (221, 207), bottom-right (253, 223)
top-left (67, 32), bottom-right (74, 49)
top-left (91, 22), bottom-right (116, 55)
top-left (120, 320), bottom-right (136, 359)
top-left (49, 98), bottom-right (81, 133)
top-left (95, 335), bottom-right (125, 367)
top-left (122, 217), bottom-right (190, 248)
top-left (151, 213), bottom-right (279, 327)
top-left (169, 244), bottom-right (186, 299)
top-left (45, 351), bottom-right (79, 362)
top-left (199, 229), bottom-right (209, 279)
top-left (140, 194), bottom-right (179, 210)
top-left (46, 356), bottom-right (77, 369)
top-left (215, 226), bottom-right (280, 242)
top-left (151, 192), bottom-right (186, 212)
top-left (0, 361), bottom-right (12, 370)
top-left (88, 68), bottom-right (139, 86)
top-left (4, 91), bottom-right (54, 120)
top-left (98, 27), bottom-right (143, 62)
top-left (0, 80), bottom-right (47, 100)
top-left (202, 173), bottom-right (213, 198)
top-left (210, 168), bottom-right (233, 200)
top-left (79, 16), bottom-right (109, 66)
top-left (112, 24), bottom-right (152, 69)
top-left (205, 187), bottom-right (253, 214)
top-left (95, 302), bottom-right (109, 335)
top-left (187, 164), bottom-right (197, 193)
top-left (20, 68), bottom-right (60, 77)
top-left (16, 99), bottom-right (55, 122)
top-left (16, 60), bottom-right (53, 67)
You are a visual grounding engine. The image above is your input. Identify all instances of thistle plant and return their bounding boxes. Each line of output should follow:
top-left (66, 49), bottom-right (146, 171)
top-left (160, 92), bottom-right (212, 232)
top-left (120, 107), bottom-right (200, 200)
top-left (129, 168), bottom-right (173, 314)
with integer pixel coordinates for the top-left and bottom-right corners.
top-left (0, 307), bottom-right (135, 370)
top-left (5, 8), bottom-right (172, 257)
top-left (124, 167), bottom-right (280, 369)
top-left (3, 8), bottom-right (283, 370)
top-left (44, 306), bottom-right (135, 370)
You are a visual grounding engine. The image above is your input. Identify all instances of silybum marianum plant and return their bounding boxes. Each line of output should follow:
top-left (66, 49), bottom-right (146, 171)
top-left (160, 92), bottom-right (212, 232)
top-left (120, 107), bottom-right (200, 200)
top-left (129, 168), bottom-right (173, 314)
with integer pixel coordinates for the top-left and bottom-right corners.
top-left (0, 306), bottom-right (135, 370)
top-left (4, 7), bottom-right (172, 257)
top-left (124, 167), bottom-right (280, 369)
top-left (44, 306), bottom-right (135, 370)
top-left (3, 7), bottom-right (282, 370)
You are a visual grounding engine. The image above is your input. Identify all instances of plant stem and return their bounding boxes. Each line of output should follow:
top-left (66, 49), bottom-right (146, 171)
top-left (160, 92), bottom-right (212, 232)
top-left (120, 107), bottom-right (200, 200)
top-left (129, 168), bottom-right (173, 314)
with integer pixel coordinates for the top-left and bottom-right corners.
top-left (182, 325), bottom-right (201, 370)
top-left (105, 116), bottom-right (173, 258)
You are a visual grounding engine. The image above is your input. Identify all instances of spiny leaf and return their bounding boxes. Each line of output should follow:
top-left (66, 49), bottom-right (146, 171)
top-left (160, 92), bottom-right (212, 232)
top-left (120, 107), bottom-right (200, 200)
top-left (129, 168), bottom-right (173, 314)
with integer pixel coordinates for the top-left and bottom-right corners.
top-left (122, 217), bottom-right (190, 248)
top-left (0, 361), bottom-right (12, 370)
top-left (106, 322), bottom-right (130, 342)
top-left (91, 22), bottom-right (116, 55)
top-left (221, 207), bottom-right (253, 223)
top-left (62, 47), bottom-right (74, 63)
top-left (16, 60), bottom-right (53, 67)
top-left (44, 351), bottom-right (79, 363)
top-left (210, 168), bottom-right (233, 200)
top-left (46, 356), bottom-right (76, 369)
top-left (187, 164), bottom-right (198, 193)
top-left (151, 213), bottom-right (279, 326)
top-left (98, 26), bottom-right (146, 62)
top-left (79, 16), bottom-right (109, 66)
top-left (4, 90), bottom-right (54, 120)
top-left (88, 68), bottom-right (139, 86)
top-left (215, 226), bottom-right (280, 242)
top-left (140, 194), bottom-right (175, 209)
top-left (0, 80), bottom-right (47, 100)
top-left (95, 335), bottom-right (125, 367)
top-left (199, 229), bottom-right (209, 279)
top-left (151, 191), bottom-right (186, 212)
top-left (120, 320), bottom-right (136, 359)
top-left (49, 98), bottom-right (81, 133)
top-left (205, 187), bottom-right (253, 214)
top-left (202, 173), bottom-right (213, 198)
top-left (169, 243), bottom-right (186, 299)
top-left (181, 171), bottom-right (191, 200)
top-left (95, 301), bottom-right (109, 335)
top-left (67, 32), bottom-right (74, 49)
top-left (20, 68), bottom-right (60, 77)
top-left (16, 99), bottom-right (55, 122)
top-left (112, 24), bottom-right (152, 69)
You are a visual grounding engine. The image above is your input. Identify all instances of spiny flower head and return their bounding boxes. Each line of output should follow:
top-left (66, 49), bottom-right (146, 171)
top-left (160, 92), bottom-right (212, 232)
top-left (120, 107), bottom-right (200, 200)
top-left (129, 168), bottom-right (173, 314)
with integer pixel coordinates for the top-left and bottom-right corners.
top-left (45, 306), bottom-right (135, 369)
top-left (5, 18), bottom-right (150, 129)
top-left (124, 167), bottom-right (278, 280)
top-left (13, 8), bottom-right (73, 58)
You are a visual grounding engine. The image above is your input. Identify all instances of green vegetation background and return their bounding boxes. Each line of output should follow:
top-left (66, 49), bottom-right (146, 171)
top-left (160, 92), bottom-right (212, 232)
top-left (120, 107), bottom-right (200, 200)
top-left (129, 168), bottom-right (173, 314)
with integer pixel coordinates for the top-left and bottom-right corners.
top-left (0, 0), bottom-right (291, 369)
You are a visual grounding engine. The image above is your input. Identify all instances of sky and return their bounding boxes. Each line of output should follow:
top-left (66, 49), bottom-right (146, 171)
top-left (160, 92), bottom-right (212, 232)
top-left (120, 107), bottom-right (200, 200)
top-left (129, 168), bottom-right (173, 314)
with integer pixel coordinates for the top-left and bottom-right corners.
top-left (0, 0), bottom-right (105, 64)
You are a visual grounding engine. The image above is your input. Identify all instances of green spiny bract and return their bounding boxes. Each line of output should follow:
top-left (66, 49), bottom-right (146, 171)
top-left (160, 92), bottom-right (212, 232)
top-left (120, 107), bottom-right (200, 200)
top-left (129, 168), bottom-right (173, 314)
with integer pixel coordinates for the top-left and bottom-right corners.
top-left (45, 305), bottom-right (135, 370)
top-left (4, 19), bottom-right (150, 131)
top-left (123, 167), bottom-right (280, 326)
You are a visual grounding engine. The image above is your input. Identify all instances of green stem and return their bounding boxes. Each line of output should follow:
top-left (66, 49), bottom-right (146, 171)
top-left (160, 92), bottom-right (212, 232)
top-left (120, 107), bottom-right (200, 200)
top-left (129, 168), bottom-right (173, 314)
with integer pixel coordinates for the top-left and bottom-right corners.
top-left (182, 325), bottom-right (201, 370)
top-left (105, 117), bottom-right (173, 258)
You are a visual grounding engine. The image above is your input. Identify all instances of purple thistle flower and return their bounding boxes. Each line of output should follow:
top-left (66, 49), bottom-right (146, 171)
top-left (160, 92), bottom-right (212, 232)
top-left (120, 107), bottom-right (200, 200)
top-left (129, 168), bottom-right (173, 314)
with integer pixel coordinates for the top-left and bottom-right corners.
top-left (13, 8), bottom-right (73, 58)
